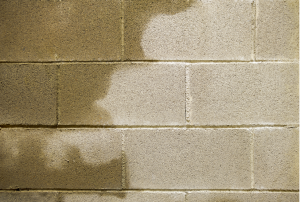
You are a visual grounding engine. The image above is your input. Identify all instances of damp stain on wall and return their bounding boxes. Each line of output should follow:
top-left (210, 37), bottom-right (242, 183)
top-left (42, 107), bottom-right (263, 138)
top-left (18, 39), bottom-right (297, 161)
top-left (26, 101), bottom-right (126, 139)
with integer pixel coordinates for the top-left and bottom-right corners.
top-left (0, 0), bottom-right (122, 61)
top-left (58, 64), bottom-right (116, 125)
top-left (0, 129), bottom-right (124, 193)
top-left (124, 0), bottom-right (196, 60)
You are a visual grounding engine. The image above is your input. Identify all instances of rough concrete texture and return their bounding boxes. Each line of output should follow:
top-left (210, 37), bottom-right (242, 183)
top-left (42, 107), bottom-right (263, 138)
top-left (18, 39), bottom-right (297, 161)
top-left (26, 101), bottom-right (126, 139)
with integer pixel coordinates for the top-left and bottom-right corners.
top-left (250, 192), bottom-right (299, 202)
top-left (0, 0), bottom-right (121, 61)
top-left (61, 191), bottom-right (185, 202)
top-left (124, 129), bottom-right (251, 189)
top-left (0, 64), bottom-right (57, 125)
top-left (186, 191), bottom-right (252, 202)
top-left (124, 0), bottom-right (252, 60)
top-left (189, 63), bottom-right (299, 125)
top-left (0, 191), bottom-right (298, 202)
top-left (256, 0), bottom-right (299, 60)
top-left (0, 191), bottom-right (185, 202)
top-left (0, 128), bottom-right (122, 189)
top-left (59, 63), bottom-right (186, 125)
top-left (253, 127), bottom-right (299, 190)
top-left (186, 191), bottom-right (299, 202)
top-left (0, 192), bottom-right (58, 202)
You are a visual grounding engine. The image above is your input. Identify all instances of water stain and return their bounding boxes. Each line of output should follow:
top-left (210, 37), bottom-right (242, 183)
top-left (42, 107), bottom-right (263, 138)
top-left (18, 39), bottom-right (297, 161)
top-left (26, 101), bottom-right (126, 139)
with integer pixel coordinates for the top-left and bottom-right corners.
top-left (58, 64), bottom-right (116, 125)
top-left (0, 129), bottom-right (124, 192)
top-left (55, 190), bottom-right (128, 202)
top-left (0, 64), bottom-right (57, 125)
top-left (124, 0), bottom-right (195, 59)
top-left (58, 1), bottom-right (195, 124)
top-left (0, 0), bottom-right (121, 61)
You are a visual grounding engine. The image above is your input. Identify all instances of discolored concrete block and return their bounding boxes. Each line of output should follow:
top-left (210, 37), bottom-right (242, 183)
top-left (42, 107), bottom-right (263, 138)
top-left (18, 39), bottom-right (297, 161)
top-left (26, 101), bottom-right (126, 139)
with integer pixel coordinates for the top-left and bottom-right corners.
top-left (124, 0), bottom-right (252, 60)
top-left (253, 128), bottom-right (299, 190)
top-left (0, 0), bottom-right (121, 61)
top-left (61, 191), bottom-right (185, 202)
top-left (0, 192), bottom-right (59, 202)
top-left (186, 191), bottom-right (252, 202)
top-left (124, 129), bottom-right (251, 189)
top-left (58, 63), bottom-right (186, 125)
top-left (0, 64), bottom-right (57, 125)
top-left (256, 0), bottom-right (299, 60)
top-left (189, 63), bottom-right (299, 126)
top-left (0, 128), bottom-right (122, 189)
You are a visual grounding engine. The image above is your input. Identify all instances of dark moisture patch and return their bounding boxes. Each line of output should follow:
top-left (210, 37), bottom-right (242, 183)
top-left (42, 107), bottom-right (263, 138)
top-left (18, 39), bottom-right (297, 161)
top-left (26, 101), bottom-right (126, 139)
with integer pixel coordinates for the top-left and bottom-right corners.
top-left (0, 64), bottom-right (57, 125)
top-left (58, 64), bottom-right (116, 125)
top-left (124, 0), bottom-right (196, 59)
top-left (0, 0), bottom-right (121, 61)
top-left (0, 130), bottom-right (123, 191)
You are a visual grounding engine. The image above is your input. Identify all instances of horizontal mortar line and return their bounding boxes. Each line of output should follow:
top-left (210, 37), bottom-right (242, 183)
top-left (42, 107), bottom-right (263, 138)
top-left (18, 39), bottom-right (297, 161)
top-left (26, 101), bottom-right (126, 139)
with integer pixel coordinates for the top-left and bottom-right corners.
top-left (0, 60), bottom-right (298, 64)
top-left (0, 124), bottom-right (298, 129)
top-left (0, 189), bottom-right (298, 193)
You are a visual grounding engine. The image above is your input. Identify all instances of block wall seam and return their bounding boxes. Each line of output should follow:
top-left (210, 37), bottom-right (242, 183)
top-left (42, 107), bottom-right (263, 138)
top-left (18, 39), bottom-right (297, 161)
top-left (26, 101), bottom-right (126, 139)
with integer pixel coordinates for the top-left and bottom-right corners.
top-left (0, 60), bottom-right (298, 64)
top-left (185, 64), bottom-right (191, 124)
top-left (249, 129), bottom-right (255, 189)
top-left (121, 0), bottom-right (125, 61)
top-left (56, 65), bottom-right (59, 126)
top-left (251, 0), bottom-right (257, 61)
top-left (121, 131), bottom-right (126, 189)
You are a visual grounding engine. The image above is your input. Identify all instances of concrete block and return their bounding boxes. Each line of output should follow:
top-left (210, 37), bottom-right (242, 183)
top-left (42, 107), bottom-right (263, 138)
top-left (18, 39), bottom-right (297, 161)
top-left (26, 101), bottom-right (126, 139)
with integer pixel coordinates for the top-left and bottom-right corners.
top-left (0, 0), bottom-right (121, 61)
top-left (186, 191), bottom-right (299, 202)
top-left (256, 0), bottom-right (299, 60)
top-left (0, 64), bottom-right (57, 125)
top-left (189, 63), bottom-right (299, 125)
top-left (253, 128), bottom-right (299, 190)
top-left (124, 129), bottom-right (251, 189)
top-left (124, 0), bottom-right (252, 60)
top-left (58, 63), bottom-right (185, 125)
top-left (186, 191), bottom-right (252, 202)
top-left (0, 128), bottom-right (122, 189)
top-left (0, 192), bottom-right (58, 202)
top-left (251, 192), bottom-right (299, 202)
top-left (61, 191), bottom-right (185, 202)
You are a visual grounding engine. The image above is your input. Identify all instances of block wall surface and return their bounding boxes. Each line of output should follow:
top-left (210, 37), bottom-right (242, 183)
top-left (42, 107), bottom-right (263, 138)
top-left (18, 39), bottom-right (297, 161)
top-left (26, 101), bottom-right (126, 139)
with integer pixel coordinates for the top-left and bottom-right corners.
top-left (0, 0), bottom-right (298, 201)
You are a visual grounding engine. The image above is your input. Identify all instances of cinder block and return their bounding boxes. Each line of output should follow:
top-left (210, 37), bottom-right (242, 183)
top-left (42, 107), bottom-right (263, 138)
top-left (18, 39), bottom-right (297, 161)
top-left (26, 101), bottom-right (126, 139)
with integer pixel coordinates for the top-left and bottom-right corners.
top-left (124, 129), bottom-right (251, 189)
top-left (61, 191), bottom-right (185, 202)
top-left (0, 0), bottom-right (121, 61)
top-left (0, 128), bottom-right (122, 189)
top-left (256, 0), bottom-right (299, 60)
top-left (186, 191), bottom-right (252, 202)
top-left (186, 191), bottom-right (299, 202)
top-left (251, 192), bottom-right (299, 202)
top-left (253, 128), bottom-right (299, 190)
top-left (0, 192), bottom-right (58, 202)
top-left (0, 64), bottom-right (57, 125)
top-left (189, 63), bottom-right (299, 125)
top-left (124, 0), bottom-right (252, 60)
top-left (58, 63), bottom-right (185, 125)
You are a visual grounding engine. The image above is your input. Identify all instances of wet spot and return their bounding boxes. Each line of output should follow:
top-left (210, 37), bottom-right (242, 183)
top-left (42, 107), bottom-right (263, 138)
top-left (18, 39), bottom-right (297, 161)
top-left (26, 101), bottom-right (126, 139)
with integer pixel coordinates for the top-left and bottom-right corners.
top-left (124, 0), bottom-right (195, 59)
top-left (58, 64), bottom-right (116, 125)
top-left (0, 0), bottom-right (121, 61)
top-left (0, 129), bottom-right (123, 190)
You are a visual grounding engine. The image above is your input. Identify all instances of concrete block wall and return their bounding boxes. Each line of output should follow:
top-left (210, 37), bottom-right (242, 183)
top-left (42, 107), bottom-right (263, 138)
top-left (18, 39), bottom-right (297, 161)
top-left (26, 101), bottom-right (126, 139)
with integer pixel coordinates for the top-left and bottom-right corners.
top-left (0, 0), bottom-right (298, 201)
